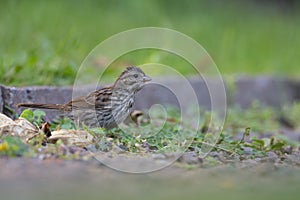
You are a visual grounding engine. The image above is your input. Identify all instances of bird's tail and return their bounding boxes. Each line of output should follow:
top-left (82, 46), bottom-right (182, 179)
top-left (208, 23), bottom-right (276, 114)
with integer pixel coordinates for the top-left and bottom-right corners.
top-left (17, 103), bottom-right (65, 110)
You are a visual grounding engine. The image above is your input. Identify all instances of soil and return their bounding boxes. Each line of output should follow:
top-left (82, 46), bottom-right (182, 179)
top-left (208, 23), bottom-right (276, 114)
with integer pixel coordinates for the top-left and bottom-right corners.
top-left (1, 151), bottom-right (300, 200)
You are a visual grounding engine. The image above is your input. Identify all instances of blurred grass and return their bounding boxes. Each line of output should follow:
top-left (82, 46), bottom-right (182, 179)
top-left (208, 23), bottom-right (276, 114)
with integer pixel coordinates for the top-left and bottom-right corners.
top-left (0, 0), bottom-right (300, 86)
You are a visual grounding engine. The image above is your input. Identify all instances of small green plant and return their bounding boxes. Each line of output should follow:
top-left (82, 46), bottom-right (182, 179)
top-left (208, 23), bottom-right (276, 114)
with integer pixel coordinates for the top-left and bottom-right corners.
top-left (20, 109), bottom-right (46, 126)
top-left (51, 117), bottom-right (76, 130)
top-left (3, 103), bottom-right (300, 163)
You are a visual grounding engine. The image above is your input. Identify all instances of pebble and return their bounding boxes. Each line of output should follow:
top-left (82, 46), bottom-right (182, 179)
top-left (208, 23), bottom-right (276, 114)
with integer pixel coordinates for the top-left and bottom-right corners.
top-left (242, 147), bottom-right (253, 155)
top-left (152, 154), bottom-right (166, 160)
top-left (179, 152), bottom-right (200, 165)
top-left (266, 151), bottom-right (278, 158)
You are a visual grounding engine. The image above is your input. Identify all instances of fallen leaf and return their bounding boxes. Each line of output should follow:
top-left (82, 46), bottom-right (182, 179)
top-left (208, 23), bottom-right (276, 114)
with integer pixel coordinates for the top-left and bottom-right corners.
top-left (48, 130), bottom-right (94, 147)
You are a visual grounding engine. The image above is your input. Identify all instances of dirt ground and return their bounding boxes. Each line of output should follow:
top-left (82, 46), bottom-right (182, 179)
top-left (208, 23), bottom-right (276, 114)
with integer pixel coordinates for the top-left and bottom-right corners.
top-left (1, 157), bottom-right (300, 200)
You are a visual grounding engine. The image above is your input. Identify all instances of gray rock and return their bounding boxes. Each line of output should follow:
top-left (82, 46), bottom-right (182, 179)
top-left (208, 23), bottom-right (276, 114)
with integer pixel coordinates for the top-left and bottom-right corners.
top-left (0, 85), bottom-right (72, 119)
top-left (233, 76), bottom-right (300, 108)
top-left (1, 76), bottom-right (300, 120)
top-left (151, 154), bottom-right (166, 160)
top-left (242, 147), bottom-right (254, 155)
top-left (265, 151), bottom-right (279, 162)
top-left (266, 151), bottom-right (278, 158)
top-left (208, 151), bottom-right (220, 158)
top-left (179, 152), bottom-right (200, 164)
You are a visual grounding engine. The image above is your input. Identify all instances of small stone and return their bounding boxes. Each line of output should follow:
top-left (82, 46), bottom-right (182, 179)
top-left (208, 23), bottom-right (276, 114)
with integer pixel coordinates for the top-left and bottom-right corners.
top-left (242, 147), bottom-right (253, 155)
top-left (112, 144), bottom-right (127, 154)
top-left (284, 146), bottom-right (293, 154)
top-left (208, 151), bottom-right (219, 158)
top-left (262, 151), bottom-right (278, 163)
top-left (266, 151), bottom-right (278, 158)
top-left (118, 144), bottom-right (129, 151)
top-left (254, 158), bottom-right (261, 162)
top-left (179, 152), bottom-right (200, 165)
top-left (152, 154), bottom-right (166, 160)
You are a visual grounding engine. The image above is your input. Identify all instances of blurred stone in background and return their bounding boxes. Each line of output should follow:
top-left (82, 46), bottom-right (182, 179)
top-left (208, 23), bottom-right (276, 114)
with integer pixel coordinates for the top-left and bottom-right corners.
top-left (1, 77), bottom-right (300, 120)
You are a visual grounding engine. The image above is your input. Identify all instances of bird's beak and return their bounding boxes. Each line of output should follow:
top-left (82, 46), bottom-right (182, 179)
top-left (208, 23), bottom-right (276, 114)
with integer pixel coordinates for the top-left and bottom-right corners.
top-left (143, 75), bottom-right (152, 82)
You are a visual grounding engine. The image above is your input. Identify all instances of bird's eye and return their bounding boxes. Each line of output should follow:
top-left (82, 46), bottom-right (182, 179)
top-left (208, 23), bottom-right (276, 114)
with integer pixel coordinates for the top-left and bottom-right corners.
top-left (133, 74), bottom-right (138, 78)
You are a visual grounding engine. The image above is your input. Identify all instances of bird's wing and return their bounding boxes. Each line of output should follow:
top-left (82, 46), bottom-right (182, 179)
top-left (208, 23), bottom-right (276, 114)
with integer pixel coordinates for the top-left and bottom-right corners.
top-left (65, 87), bottom-right (113, 111)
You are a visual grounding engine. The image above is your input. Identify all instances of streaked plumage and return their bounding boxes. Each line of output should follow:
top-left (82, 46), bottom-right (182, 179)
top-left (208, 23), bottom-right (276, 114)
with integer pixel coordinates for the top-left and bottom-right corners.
top-left (17, 66), bottom-right (151, 129)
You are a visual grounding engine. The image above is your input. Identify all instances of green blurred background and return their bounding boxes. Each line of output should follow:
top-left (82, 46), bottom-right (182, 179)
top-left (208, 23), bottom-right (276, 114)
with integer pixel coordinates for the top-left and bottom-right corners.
top-left (1, 2), bottom-right (300, 199)
top-left (0, 0), bottom-right (300, 86)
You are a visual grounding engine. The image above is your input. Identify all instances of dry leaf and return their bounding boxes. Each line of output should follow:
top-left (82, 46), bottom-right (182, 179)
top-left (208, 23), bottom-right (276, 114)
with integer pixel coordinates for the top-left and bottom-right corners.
top-left (48, 130), bottom-right (94, 147)
top-left (0, 113), bottom-right (15, 125)
top-left (0, 113), bottom-right (38, 143)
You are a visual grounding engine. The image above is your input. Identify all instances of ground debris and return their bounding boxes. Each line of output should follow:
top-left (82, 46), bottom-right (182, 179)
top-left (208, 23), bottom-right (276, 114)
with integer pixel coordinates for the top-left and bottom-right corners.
top-left (0, 113), bottom-right (38, 143)
top-left (48, 129), bottom-right (94, 147)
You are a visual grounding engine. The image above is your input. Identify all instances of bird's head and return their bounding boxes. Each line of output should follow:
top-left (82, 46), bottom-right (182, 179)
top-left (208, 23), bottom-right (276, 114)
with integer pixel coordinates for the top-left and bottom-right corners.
top-left (114, 66), bottom-right (151, 92)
